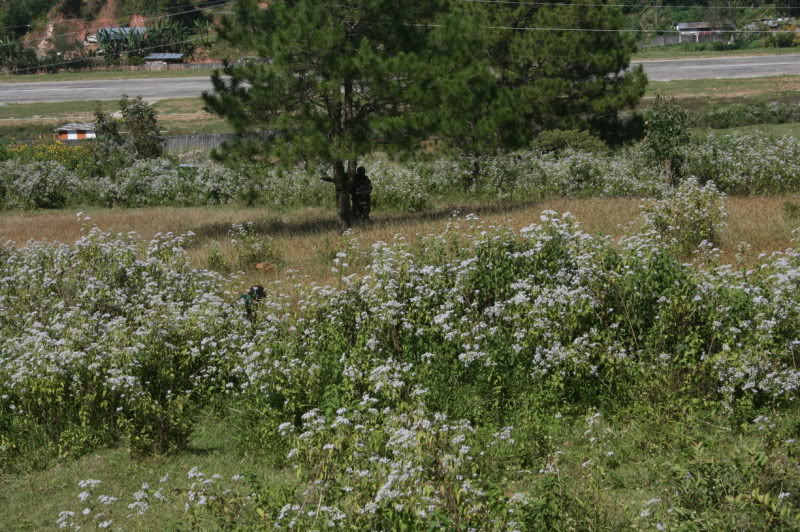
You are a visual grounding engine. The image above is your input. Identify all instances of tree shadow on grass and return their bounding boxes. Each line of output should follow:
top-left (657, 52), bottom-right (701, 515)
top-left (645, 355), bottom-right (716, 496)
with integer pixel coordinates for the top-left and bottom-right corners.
top-left (190, 200), bottom-right (541, 242)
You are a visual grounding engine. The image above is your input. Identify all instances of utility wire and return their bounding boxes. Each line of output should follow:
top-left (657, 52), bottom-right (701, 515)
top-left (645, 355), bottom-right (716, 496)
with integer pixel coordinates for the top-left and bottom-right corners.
top-left (0, 0), bottom-right (230, 31)
top-left (415, 22), bottom-right (800, 33)
top-left (464, 0), bottom-right (799, 9)
top-left (0, 1), bottom-right (228, 48)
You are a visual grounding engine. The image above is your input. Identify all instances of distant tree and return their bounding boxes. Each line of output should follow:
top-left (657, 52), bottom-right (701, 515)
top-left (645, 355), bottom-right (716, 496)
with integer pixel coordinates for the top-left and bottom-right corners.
top-left (120, 95), bottom-right (164, 159)
top-left (204, 0), bottom-right (445, 226)
top-left (644, 93), bottom-right (690, 185)
top-left (90, 96), bottom-right (163, 168)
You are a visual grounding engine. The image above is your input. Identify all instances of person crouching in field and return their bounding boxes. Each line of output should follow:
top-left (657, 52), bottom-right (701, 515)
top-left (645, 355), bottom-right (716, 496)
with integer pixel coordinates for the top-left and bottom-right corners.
top-left (321, 166), bottom-right (373, 224)
top-left (239, 285), bottom-right (266, 319)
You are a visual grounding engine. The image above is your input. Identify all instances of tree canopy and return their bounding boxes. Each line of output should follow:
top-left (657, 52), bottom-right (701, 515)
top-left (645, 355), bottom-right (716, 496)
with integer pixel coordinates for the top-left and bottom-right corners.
top-left (204, 0), bottom-right (647, 225)
top-left (425, 0), bottom-right (646, 184)
top-left (204, 0), bottom-right (445, 225)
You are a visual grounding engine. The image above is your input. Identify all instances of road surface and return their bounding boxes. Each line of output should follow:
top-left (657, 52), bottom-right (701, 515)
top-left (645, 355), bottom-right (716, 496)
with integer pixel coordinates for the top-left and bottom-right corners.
top-left (3, 54), bottom-right (800, 103)
top-left (637, 54), bottom-right (800, 81)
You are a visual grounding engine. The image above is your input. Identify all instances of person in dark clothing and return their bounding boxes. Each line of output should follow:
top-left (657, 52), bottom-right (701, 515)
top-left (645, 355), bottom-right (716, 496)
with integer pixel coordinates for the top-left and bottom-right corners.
top-left (351, 167), bottom-right (373, 223)
top-left (320, 166), bottom-right (373, 223)
top-left (239, 285), bottom-right (266, 319)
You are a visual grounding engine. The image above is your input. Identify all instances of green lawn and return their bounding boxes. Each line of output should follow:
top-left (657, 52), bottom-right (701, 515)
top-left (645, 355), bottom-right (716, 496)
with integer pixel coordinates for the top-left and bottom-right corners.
top-left (0, 412), bottom-right (294, 531)
top-left (0, 68), bottom-right (217, 84)
top-left (694, 121), bottom-right (800, 138)
top-left (634, 44), bottom-right (800, 61)
top-left (0, 97), bottom-right (230, 140)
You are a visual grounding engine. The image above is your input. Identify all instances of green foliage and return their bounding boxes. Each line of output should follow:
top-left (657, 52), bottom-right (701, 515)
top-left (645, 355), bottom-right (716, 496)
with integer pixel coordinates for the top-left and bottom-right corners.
top-left (88, 96), bottom-right (163, 173)
top-left (0, 226), bottom-right (245, 464)
top-left (784, 199), bottom-right (800, 223)
top-left (640, 178), bottom-right (728, 256)
top-left (119, 95), bottom-right (164, 159)
top-left (205, 0), bottom-right (445, 225)
top-left (427, 0), bottom-right (646, 170)
top-left (764, 30), bottom-right (798, 48)
top-left (228, 222), bottom-right (281, 271)
top-left (535, 129), bottom-right (608, 154)
top-left (696, 100), bottom-right (800, 129)
top-left (645, 93), bottom-right (691, 183)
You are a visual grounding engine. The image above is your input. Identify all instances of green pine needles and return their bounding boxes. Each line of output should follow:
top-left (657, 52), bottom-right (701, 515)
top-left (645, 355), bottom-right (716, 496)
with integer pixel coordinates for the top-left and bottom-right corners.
top-left (203, 0), bottom-right (646, 226)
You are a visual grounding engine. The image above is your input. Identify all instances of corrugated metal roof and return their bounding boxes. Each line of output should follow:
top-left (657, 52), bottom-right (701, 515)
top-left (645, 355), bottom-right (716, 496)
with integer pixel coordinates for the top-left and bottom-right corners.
top-left (97, 27), bottom-right (147, 39)
top-left (143, 53), bottom-right (185, 61)
top-left (54, 123), bottom-right (96, 132)
top-left (676, 22), bottom-right (713, 31)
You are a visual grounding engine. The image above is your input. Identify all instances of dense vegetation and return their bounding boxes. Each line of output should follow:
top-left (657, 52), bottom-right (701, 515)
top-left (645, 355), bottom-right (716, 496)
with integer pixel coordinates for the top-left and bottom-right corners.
top-left (2, 182), bottom-right (800, 528)
top-left (5, 130), bottom-right (800, 212)
top-left (0, 0), bottom-right (216, 72)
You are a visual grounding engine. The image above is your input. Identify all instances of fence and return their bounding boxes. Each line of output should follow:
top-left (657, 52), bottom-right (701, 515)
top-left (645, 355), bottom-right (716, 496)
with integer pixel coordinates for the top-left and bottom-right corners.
top-left (162, 133), bottom-right (234, 152)
top-left (639, 32), bottom-right (731, 48)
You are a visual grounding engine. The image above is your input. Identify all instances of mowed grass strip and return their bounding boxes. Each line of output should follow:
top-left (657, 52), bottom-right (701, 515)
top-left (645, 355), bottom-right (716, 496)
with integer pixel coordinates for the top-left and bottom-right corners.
top-left (0, 98), bottom-right (230, 139)
top-left (1, 196), bottom-right (795, 287)
top-left (0, 69), bottom-right (217, 84)
top-left (647, 75), bottom-right (800, 101)
top-left (633, 46), bottom-right (800, 61)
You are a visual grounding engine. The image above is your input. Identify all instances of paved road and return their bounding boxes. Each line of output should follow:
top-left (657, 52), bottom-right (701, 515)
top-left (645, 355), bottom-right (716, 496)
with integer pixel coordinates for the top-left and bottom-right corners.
top-left (0, 77), bottom-right (217, 104)
top-left (637, 53), bottom-right (800, 81)
top-left (3, 54), bottom-right (800, 103)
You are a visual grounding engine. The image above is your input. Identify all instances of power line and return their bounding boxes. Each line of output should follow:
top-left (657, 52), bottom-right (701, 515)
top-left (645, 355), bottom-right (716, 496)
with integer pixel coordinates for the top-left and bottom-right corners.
top-left (0, 1), bottom-right (228, 48)
top-left (10, 35), bottom-right (218, 74)
top-left (415, 22), bottom-right (800, 33)
top-left (463, 0), bottom-right (798, 9)
top-left (0, 0), bottom-right (229, 31)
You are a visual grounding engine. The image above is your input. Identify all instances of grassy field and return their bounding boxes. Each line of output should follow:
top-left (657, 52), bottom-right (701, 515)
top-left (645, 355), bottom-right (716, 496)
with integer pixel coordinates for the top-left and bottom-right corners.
top-left (0, 97), bottom-right (231, 140)
top-left (647, 75), bottom-right (800, 104)
top-left (0, 68), bottom-right (216, 84)
top-left (695, 121), bottom-right (800, 138)
top-left (633, 45), bottom-right (800, 61)
top-left (1, 195), bottom-right (795, 289)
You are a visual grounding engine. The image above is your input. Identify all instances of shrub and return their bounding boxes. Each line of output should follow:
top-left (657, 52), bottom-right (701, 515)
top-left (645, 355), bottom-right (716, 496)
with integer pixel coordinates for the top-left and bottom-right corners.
top-left (639, 178), bottom-right (727, 255)
top-left (228, 222), bottom-right (282, 270)
top-left (535, 129), bottom-right (608, 154)
top-left (644, 93), bottom-right (690, 184)
top-left (0, 226), bottom-right (248, 462)
top-left (0, 160), bottom-right (79, 209)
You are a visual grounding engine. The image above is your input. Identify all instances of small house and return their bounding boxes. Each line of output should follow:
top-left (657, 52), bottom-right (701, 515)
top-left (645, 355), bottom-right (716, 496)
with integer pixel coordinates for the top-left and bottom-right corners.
top-left (54, 123), bottom-right (96, 141)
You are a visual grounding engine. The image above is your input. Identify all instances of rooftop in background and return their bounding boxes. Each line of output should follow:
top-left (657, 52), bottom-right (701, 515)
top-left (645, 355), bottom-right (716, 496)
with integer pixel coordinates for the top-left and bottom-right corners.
top-left (96, 27), bottom-right (147, 39)
top-left (676, 22), bottom-right (713, 32)
top-left (54, 123), bottom-right (95, 133)
top-left (144, 53), bottom-right (185, 61)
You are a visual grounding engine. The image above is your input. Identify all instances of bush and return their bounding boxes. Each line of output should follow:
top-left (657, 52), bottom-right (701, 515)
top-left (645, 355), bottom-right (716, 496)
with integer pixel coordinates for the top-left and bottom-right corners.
top-left (764, 30), bottom-right (797, 48)
top-left (697, 101), bottom-right (800, 129)
top-left (0, 227), bottom-right (247, 463)
top-left (0, 160), bottom-right (78, 209)
top-left (228, 222), bottom-right (282, 270)
top-left (644, 93), bottom-right (690, 183)
top-left (639, 178), bottom-right (728, 255)
top-left (535, 129), bottom-right (608, 154)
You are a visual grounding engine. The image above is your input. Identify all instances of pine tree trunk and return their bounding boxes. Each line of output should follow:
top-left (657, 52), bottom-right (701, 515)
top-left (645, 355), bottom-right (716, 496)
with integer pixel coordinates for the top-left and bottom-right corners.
top-left (333, 160), bottom-right (352, 227)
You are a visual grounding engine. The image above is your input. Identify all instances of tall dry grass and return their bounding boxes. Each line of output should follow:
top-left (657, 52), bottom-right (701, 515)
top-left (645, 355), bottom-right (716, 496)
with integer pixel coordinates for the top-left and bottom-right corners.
top-left (1, 196), bottom-right (796, 287)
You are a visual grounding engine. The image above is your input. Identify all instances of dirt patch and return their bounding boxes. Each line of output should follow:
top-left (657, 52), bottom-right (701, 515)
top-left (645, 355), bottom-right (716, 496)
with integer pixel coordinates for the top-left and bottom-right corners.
top-left (129, 14), bottom-right (146, 28)
top-left (93, 0), bottom-right (119, 33)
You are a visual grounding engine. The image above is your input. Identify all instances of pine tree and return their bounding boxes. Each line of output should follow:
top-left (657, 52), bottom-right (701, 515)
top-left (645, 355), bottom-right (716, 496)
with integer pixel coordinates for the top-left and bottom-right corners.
top-left (203, 0), bottom-right (445, 226)
top-left (428, 0), bottom-right (647, 177)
